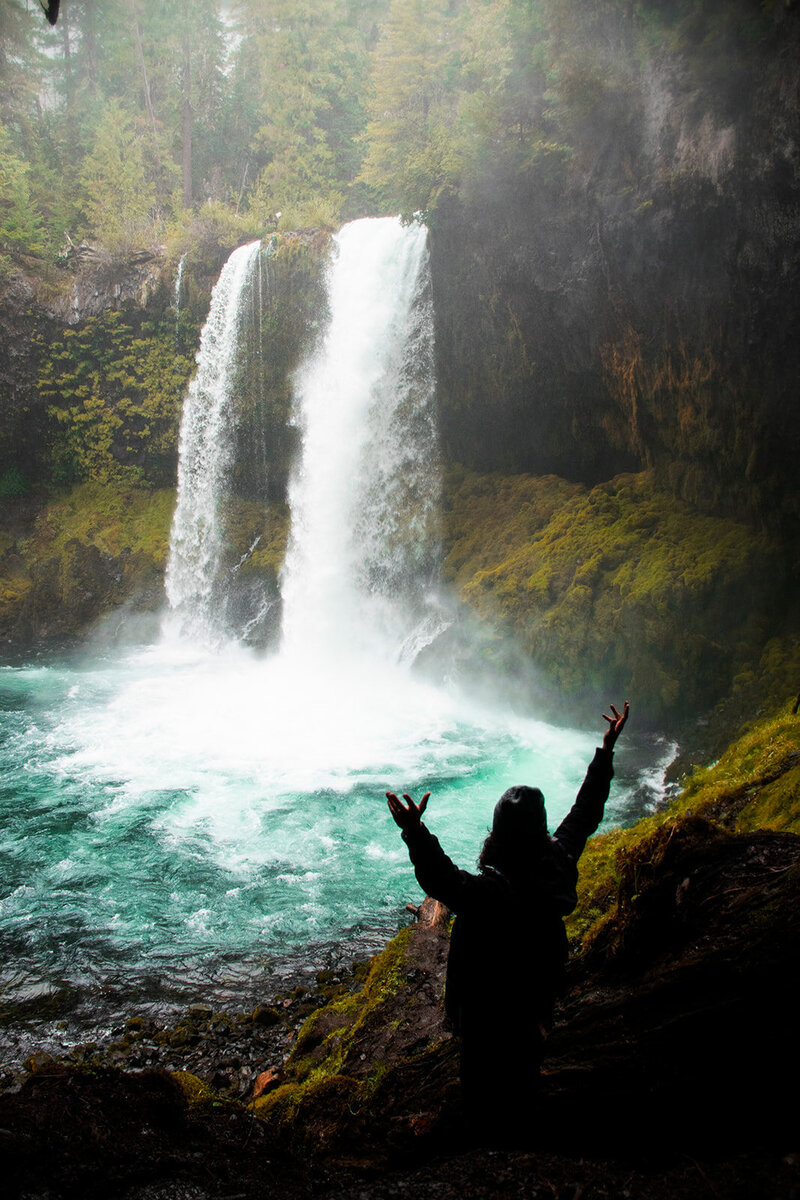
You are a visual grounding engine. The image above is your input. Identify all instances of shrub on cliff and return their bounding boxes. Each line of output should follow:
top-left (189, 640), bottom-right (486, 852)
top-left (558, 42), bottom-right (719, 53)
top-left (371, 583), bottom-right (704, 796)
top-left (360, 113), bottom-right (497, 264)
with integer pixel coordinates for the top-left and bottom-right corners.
top-left (39, 311), bottom-right (193, 489)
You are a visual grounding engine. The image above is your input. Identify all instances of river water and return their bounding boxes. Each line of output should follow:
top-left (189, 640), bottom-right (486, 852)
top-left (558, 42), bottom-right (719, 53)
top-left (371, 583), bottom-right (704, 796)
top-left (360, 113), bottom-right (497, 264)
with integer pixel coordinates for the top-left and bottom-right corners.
top-left (0, 218), bottom-right (674, 1062)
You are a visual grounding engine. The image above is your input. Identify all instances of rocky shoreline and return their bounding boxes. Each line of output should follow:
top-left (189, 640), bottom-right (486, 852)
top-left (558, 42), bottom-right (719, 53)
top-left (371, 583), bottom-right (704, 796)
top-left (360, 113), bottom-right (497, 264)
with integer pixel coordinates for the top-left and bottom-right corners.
top-left (0, 958), bottom-right (371, 1104)
top-left (3, 803), bottom-right (799, 1198)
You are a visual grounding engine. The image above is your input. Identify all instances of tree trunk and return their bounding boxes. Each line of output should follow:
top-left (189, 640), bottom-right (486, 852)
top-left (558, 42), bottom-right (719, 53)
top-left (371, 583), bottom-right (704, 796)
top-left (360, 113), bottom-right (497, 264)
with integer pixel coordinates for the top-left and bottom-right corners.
top-left (129, 0), bottom-right (157, 137)
top-left (182, 37), bottom-right (192, 209)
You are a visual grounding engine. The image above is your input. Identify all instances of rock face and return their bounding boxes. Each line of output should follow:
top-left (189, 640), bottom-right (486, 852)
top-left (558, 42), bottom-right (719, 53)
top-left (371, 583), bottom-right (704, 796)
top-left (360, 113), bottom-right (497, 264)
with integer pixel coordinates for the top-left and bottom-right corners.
top-left (544, 821), bottom-right (800, 1153)
top-left (0, 274), bottom-right (53, 490)
top-left (429, 12), bottom-right (800, 530)
top-left (48, 248), bottom-right (167, 326)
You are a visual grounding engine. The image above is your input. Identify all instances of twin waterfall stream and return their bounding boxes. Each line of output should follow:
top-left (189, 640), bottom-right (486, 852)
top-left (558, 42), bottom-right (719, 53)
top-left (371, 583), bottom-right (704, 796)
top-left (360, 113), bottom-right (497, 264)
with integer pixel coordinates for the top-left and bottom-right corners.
top-left (166, 218), bottom-right (444, 667)
top-left (0, 219), bottom-right (666, 1051)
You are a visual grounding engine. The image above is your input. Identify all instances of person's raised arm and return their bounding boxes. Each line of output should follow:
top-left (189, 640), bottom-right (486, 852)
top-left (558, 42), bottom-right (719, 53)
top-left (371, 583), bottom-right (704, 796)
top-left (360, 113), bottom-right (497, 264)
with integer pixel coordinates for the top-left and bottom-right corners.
top-left (386, 790), bottom-right (483, 913)
top-left (554, 700), bottom-right (630, 863)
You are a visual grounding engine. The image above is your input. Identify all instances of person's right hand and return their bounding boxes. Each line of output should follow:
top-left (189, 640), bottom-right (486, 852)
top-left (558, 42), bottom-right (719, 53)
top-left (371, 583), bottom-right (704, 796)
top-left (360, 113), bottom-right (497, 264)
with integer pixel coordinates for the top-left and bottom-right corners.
top-left (386, 791), bottom-right (430, 831)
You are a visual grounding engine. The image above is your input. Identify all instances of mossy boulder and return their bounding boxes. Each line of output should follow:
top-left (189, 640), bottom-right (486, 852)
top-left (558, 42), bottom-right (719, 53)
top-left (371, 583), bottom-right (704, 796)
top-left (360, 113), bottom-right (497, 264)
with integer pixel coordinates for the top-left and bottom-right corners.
top-left (442, 467), bottom-right (794, 723)
top-left (250, 899), bottom-right (459, 1163)
top-left (546, 819), bottom-right (800, 1154)
top-left (0, 482), bottom-right (174, 642)
top-left (566, 701), bottom-right (800, 946)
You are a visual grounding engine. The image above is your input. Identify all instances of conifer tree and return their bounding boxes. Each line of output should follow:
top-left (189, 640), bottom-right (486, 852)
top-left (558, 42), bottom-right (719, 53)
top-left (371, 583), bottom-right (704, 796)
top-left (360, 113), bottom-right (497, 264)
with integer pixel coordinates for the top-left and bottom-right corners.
top-left (0, 121), bottom-right (44, 263)
top-left (81, 99), bottom-right (156, 252)
top-left (359, 0), bottom-right (464, 213)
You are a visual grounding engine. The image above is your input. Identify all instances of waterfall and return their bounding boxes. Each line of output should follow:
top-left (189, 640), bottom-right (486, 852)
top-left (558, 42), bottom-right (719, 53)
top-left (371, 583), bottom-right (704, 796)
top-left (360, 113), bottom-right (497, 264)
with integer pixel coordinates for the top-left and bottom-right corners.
top-left (280, 216), bottom-right (442, 668)
top-left (174, 252), bottom-right (187, 319)
top-left (165, 217), bottom-right (443, 663)
top-left (165, 239), bottom-right (263, 643)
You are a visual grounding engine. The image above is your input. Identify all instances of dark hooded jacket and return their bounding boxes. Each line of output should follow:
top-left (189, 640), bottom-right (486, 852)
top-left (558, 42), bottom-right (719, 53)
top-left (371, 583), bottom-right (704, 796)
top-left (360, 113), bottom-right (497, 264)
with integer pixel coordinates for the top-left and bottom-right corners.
top-left (401, 747), bottom-right (614, 1032)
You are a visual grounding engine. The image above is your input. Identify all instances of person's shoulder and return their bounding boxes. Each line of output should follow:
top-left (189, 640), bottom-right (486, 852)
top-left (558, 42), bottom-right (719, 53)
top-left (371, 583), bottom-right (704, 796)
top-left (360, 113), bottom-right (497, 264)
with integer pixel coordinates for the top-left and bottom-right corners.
top-left (547, 832), bottom-right (581, 870)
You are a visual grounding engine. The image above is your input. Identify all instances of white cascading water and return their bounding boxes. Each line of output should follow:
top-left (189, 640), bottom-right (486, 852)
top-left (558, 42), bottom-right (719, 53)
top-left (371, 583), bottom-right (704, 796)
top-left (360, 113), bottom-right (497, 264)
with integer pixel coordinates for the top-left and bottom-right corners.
top-left (174, 252), bottom-right (186, 321)
top-left (280, 217), bottom-right (443, 669)
top-left (165, 239), bottom-right (262, 643)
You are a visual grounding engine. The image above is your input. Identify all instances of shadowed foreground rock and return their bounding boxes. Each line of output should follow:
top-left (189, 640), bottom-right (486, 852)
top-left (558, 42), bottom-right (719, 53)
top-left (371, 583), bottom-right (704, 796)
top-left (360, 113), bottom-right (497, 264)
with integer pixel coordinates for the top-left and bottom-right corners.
top-left (1, 832), bottom-right (798, 1198)
top-left (542, 821), bottom-right (800, 1153)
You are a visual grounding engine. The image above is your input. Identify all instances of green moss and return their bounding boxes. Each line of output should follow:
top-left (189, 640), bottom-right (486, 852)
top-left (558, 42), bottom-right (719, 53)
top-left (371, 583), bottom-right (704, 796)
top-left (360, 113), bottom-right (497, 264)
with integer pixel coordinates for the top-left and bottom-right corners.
top-left (443, 467), bottom-right (787, 720)
top-left (0, 561), bottom-right (32, 622)
top-left (289, 926), bottom-right (414, 1086)
top-left (248, 923), bottom-right (430, 1155)
top-left (222, 498), bottom-right (290, 582)
top-left (23, 481), bottom-right (175, 567)
top-left (172, 1070), bottom-right (228, 1108)
top-left (250, 1074), bottom-right (362, 1154)
top-left (567, 700), bottom-right (800, 945)
top-left (678, 705), bottom-right (800, 835)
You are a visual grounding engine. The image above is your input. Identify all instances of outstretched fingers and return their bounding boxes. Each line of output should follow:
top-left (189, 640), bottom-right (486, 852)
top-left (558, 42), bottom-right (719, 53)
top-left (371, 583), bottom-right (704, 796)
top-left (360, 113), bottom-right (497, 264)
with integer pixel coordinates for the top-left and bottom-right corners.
top-left (403, 791), bottom-right (430, 816)
top-left (386, 790), bottom-right (430, 830)
top-left (602, 700), bottom-right (630, 747)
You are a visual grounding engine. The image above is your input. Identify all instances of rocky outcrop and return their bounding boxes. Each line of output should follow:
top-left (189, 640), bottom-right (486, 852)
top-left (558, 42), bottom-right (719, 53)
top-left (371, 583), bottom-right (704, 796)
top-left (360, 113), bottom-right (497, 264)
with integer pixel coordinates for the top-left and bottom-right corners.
top-left (430, 9), bottom-right (800, 531)
top-left (47, 247), bottom-right (168, 326)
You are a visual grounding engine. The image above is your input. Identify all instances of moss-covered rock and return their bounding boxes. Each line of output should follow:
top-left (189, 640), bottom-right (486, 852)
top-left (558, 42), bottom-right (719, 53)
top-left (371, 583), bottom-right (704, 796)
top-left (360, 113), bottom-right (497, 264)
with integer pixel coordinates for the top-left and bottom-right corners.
top-left (250, 899), bottom-right (459, 1163)
top-left (172, 1070), bottom-right (225, 1109)
top-left (0, 482), bottom-right (174, 642)
top-left (566, 700), bottom-right (800, 947)
top-left (442, 467), bottom-right (794, 723)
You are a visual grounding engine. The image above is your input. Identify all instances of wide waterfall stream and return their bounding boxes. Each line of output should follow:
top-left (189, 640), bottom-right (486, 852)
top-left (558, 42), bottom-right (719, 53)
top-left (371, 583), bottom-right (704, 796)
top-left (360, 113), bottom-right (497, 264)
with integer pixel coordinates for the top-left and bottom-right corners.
top-left (0, 219), bottom-right (673, 1060)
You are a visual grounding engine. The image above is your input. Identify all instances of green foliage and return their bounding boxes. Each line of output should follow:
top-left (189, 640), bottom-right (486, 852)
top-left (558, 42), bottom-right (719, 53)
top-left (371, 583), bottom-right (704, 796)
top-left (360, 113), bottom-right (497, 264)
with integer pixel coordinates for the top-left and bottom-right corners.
top-left (39, 310), bottom-right (193, 488)
top-left (359, 0), bottom-right (464, 212)
top-left (237, 0), bottom-right (377, 224)
top-left (0, 121), bottom-right (44, 263)
top-left (443, 469), bottom-right (786, 719)
top-left (0, 0), bottom-right (783, 264)
top-left (81, 100), bottom-right (159, 254)
top-left (167, 201), bottom-right (264, 278)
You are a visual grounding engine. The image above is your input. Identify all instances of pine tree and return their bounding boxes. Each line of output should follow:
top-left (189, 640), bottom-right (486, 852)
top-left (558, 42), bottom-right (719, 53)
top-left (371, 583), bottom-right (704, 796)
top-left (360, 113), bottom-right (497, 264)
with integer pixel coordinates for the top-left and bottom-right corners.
top-left (81, 99), bottom-right (156, 253)
top-left (0, 121), bottom-right (44, 262)
top-left (359, 0), bottom-right (464, 213)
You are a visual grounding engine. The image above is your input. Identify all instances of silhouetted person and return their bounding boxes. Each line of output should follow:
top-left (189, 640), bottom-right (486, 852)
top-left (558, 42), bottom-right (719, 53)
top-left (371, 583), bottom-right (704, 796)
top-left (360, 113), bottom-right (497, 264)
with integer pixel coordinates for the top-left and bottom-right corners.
top-left (387, 700), bottom-right (629, 1141)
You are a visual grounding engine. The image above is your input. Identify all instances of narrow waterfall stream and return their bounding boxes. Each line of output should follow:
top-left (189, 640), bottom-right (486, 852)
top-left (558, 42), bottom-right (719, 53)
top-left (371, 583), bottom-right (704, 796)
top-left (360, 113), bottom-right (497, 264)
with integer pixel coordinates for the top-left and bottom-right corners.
top-left (165, 239), bottom-right (263, 643)
top-left (0, 219), bottom-right (673, 1059)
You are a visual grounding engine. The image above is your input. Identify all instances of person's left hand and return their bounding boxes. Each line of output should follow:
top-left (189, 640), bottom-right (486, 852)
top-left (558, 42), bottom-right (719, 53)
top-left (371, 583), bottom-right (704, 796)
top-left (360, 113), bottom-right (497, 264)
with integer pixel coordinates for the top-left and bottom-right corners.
top-left (602, 700), bottom-right (630, 751)
top-left (386, 791), bottom-right (430, 831)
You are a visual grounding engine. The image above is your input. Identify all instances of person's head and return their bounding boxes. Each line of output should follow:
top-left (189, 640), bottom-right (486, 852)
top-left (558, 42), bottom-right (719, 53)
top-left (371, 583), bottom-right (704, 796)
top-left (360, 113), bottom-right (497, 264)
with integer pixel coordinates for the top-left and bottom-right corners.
top-left (479, 785), bottom-right (549, 876)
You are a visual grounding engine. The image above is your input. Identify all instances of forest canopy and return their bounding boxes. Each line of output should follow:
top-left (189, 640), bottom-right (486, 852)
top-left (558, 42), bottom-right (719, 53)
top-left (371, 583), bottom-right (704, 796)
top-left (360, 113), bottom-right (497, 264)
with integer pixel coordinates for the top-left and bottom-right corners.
top-left (0, 0), bottom-right (781, 262)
